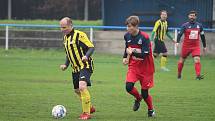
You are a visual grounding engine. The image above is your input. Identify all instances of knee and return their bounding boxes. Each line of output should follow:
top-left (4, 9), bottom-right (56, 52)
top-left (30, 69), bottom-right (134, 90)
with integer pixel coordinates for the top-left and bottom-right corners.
top-left (141, 89), bottom-right (148, 99)
top-left (126, 82), bottom-right (134, 92)
top-left (194, 56), bottom-right (200, 63)
top-left (162, 54), bottom-right (167, 57)
top-left (79, 81), bottom-right (87, 91)
top-left (153, 53), bottom-right (158, 58)
top-left (179, 57), bottom-right (184, 63)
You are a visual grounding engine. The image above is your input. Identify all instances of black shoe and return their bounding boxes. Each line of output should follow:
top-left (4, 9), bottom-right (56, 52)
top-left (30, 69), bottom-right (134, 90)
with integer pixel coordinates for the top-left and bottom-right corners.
top-left (178, 75), bottom-right (181, 80)
top-left (196, 75), bottom-right (204, 80)
top-left (148, 109), bottom-right (155, 117)
top-left (133, 99), bottom-right (141, 111)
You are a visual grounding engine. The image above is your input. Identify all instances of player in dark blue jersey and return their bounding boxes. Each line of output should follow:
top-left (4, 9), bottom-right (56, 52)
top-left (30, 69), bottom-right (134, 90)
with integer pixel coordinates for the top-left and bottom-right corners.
top-left (123, 16), bottom-right (155, 117)
top-left (176, 11), bottom-right (206, 80)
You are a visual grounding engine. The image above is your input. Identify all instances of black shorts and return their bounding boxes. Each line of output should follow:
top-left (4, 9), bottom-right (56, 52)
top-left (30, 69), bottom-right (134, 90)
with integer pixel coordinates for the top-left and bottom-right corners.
top-left (153, 38), bottom-right (167, 54)
top-left (72, 68), bottom-right (92, 89)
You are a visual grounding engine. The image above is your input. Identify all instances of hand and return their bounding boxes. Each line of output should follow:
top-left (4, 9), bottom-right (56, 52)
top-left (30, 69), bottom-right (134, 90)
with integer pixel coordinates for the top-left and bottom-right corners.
top-left (175, 43), bottom-right (179, 48)
top-left (60, 64), bottom-right (67, 71)
top-left (126, 47), bottom-right (133, 55)
top-left (172, 39), bottom-right (177, 43)
top-left (203, 47), bottom-right (207, 55)
top-left (122, 58), bottom-right (129, 65)
top-left (82, 56), bottom-right (88, 62)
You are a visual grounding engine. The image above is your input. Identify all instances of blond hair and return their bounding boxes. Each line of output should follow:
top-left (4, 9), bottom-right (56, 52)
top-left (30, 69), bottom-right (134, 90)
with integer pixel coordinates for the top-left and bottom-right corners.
top-left (125, 16), bottom-right (140, 26)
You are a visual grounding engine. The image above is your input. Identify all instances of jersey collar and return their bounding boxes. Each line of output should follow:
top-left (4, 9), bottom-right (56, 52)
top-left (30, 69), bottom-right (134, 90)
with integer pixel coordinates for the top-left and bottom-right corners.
top-left (66, 29), bottom-right (75, 37)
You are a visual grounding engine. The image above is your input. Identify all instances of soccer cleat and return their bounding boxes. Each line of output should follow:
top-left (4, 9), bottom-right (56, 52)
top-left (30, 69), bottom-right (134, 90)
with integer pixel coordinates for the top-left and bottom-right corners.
top-left (160, 67), bottom-right (170, 72)
top-left (177, 75), bottom-right (181, 80)
top-left (79, 113), bottom-right (91, 120)
top-left (133, 99), bottom-right (141, 111)
top-left (148, 109), bottom-right (155, 117)
top-left (90, 106), bottom-right (96, 114)
top-left (196, 75), bottom-right (204, 80)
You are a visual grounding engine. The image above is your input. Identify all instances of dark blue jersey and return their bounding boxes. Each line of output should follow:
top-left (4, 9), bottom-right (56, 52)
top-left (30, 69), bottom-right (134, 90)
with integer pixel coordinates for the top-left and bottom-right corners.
top-left (123, 30), bottom-right (150, 59)
top-left (123, 30), bottom-right (155, 74)
top-left (177, 21), bottom-right (206, 48)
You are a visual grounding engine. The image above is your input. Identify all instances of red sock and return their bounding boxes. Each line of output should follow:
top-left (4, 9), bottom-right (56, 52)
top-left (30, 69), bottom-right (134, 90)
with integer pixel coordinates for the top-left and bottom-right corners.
top-left (178, 62), bottom-right (184, 76)
top-left (195, 62), bottom-right (201, 76)
top-left (128, 87), bottom-right (141, 101)
top-left (144, 95), bottom-right (153, 110)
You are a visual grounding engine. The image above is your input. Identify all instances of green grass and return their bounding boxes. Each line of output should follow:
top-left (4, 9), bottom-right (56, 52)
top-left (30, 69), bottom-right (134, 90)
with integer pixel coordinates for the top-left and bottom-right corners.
top-left (0, 48), bottom-right (215, 121)
top-left (0, 19), bottom-right (102, 26)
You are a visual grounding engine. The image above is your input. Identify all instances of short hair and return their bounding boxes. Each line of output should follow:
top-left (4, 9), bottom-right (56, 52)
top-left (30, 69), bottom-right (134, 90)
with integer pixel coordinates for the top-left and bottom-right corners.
top-left (188, 10), bottom-right (197, 16)
top-left (62, 17), bottom-right (73, 26)
top-left (125, 16), bottom-right (140, 26)
top-left (160, 10), bottom-right (167, 15)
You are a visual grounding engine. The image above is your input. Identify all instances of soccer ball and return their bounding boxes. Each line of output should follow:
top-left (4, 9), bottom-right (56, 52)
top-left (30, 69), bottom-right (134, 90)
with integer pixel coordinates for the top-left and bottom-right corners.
top-left (51, 105), bottom-right (67, 119)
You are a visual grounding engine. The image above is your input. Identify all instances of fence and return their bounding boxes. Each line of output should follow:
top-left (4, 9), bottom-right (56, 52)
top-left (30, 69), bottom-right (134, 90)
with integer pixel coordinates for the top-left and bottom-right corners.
top-left (0, 24), bottom-right (215, 55)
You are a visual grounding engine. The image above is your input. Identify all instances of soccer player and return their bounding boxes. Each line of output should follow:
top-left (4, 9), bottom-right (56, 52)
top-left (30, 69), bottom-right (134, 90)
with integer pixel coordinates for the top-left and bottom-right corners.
top-left (176, 10), bottom-right (207, 80)
top-left (59, 17), bottom-right (95, 120)
top-left (150, 10), bottom-right (175, 71)
top-left (123, 16), bottom-right (155, 117)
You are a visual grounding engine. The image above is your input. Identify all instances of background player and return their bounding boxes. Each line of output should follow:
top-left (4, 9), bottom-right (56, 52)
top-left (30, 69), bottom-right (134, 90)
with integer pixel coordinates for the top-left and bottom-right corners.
top-left (176, 10), bottom-right (207, 80)
top-left (59, 17), bottom-right (95, 120)
top-left (123, 16), bottom-right (155, 117)
top-left (151, 10), bottom-right (175, 71)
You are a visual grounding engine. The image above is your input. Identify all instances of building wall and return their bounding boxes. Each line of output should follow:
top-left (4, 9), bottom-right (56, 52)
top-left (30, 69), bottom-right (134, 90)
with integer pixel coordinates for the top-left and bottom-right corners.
top-left (103, 0), bottom-right (213, 28)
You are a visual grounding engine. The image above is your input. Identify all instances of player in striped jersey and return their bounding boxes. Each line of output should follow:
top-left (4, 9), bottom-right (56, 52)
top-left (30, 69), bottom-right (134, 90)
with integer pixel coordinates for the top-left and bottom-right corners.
top-left (59, 17), bottom-right (95, 120)
top-left (151, 10), bottom-right (176, 71)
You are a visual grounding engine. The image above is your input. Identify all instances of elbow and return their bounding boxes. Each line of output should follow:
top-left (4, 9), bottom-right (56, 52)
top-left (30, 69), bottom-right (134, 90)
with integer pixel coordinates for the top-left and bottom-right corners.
top-left (88, 47), bottom-right (95, 53)
top-left (91, 47), bottom-right (95, 51)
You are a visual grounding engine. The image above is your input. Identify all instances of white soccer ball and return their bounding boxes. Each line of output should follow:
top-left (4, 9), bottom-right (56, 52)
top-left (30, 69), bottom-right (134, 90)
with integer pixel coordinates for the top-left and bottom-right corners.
top-left (52, 105), bottom-right (67, 119)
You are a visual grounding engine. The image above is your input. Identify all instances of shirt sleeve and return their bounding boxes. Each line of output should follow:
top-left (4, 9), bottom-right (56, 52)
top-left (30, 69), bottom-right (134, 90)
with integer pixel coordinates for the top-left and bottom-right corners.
top-left (79, 32), bottom-right (94, 48)
top-left (166, 32), bottom-right (173, 40)
top-left (123, 35), bottom-right (128, 58)
top-left (79, 31), bottom-right (95, 57)
top-left (65, 56), bottom-right (70, 67)
top-left (85, 48), bottom-right (95, 58)
top-left (177, 25), bottom-right (185, 43)
top-left (200, 24), bottom-right (204, 35)
top-left (152, 20), bottom-right (160, 32)
top-left (199, 24), bottom-right (206, 48)
top-left (150, 31), bottom-right (155, 41)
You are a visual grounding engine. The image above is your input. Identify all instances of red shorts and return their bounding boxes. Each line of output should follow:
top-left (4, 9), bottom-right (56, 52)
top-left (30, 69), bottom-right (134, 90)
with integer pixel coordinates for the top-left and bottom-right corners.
top-left (181, 47), bottom-right (200, 58)
top-left (126, 67), bottom-right (154, 89)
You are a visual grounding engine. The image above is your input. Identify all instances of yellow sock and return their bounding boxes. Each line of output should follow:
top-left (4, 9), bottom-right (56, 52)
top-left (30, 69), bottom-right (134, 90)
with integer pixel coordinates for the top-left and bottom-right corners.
top-left (160, 56), bottom-right (167, 68)
top-left (80, 89), bottom-right (91, 113)
top-left (75, 90), bottom-right (93, 108)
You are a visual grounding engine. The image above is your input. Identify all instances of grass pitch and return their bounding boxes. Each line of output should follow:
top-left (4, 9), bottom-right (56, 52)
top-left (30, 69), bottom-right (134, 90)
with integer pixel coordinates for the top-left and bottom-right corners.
top-left (0, 48), bottom-right (215, 121)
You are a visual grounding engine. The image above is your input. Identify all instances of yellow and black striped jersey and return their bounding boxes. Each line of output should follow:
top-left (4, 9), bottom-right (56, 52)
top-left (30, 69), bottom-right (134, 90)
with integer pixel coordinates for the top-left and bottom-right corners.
top-left (152, 19), bottom-right (168, 41)
top-left (63, 29), bottom-right (94, 73)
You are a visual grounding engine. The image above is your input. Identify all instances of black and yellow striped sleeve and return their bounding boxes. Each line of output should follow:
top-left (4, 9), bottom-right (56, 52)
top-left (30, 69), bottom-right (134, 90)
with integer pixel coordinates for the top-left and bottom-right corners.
top-left (152, 20), bottom-right (160, 32)
top-left (79, 32), bottom-right (94, 48)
